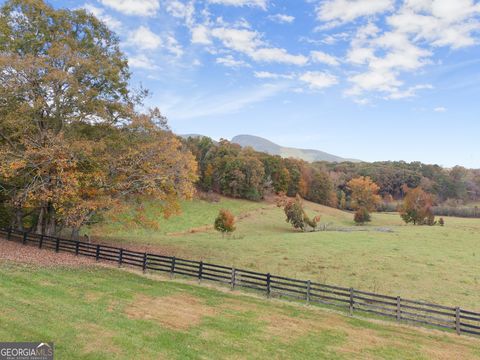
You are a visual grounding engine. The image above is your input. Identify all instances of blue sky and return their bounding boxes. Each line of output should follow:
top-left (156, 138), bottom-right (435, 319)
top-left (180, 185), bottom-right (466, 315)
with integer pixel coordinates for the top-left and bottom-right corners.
top-left (45, 1), bottom-right (480, 167)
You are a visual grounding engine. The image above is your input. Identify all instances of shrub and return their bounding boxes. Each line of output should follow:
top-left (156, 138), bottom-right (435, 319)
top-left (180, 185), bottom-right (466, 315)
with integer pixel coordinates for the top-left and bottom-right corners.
top-left (284, 197), bottom-right (305, 231)
top-left (284, 195), bottom-right (320, 231)
top-left (347, 177), bottom-right (381, 225)
top-left (214, 209), bottom-right (236, 236)
top-left (438, 217), bottom-right (445, 226)
top-left (354, 207), bottom-right (371, 224)
top-left (400, 187), bottom-right (435, 225)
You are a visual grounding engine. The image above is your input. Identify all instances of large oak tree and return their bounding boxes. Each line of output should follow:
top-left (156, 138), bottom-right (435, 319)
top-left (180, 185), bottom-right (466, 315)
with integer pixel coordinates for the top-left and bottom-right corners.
top-left (0, 0), bottom-right (197, 237)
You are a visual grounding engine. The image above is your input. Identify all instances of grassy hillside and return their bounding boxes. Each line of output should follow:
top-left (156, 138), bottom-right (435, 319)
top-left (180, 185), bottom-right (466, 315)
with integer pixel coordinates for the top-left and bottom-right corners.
top-left (1, 261), bottom-right (479, 359)
top-left (90, 197), bottom-right (480, 310)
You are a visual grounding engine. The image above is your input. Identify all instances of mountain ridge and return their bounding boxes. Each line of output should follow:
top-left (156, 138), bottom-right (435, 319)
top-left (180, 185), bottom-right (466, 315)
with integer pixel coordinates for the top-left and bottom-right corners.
top-left (231, 134), bottom-right (360, 163)
top-left (181, 133), bottom-right (360, 163)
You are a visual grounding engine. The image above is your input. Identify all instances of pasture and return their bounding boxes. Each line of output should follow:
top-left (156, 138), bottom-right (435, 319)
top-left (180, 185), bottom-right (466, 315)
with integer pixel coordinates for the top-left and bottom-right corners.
top-left (90, 197), bottom-right (480, 310)
top-left (1, 259), bottom-right (479, 359)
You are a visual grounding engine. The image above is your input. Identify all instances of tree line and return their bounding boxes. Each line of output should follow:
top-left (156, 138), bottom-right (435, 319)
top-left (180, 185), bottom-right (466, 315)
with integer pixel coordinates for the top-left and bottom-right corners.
top-left (184, 136), bottom-right (480, 209)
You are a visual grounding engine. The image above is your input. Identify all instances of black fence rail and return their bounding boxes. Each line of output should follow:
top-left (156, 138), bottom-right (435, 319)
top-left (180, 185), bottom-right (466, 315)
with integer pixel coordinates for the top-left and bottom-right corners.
top-left (1, 228), bottom-right (479, 337)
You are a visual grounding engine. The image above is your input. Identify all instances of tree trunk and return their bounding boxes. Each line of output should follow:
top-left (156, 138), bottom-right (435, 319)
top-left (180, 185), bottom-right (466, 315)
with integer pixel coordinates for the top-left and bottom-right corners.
top-left (71, 227), bottom-right (80, 241)
top-left (45, 205), bottom-right (56, 236)
top-left (36, 207), bottom-right (45, 235)
top-left (15, 208), bottom-right (24, 231)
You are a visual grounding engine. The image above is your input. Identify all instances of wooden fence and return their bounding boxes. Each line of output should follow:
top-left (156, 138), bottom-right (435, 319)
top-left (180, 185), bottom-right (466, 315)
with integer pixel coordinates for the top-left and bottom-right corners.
top-left (1, 228), bottom-right (479, 337)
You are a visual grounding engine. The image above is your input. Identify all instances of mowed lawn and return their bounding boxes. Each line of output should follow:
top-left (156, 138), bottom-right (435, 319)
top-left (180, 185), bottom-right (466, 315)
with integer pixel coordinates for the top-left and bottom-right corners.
top-left (1, 261), bottom-right (479, 360)
top-left (90, 197), bottom-right (480, 310)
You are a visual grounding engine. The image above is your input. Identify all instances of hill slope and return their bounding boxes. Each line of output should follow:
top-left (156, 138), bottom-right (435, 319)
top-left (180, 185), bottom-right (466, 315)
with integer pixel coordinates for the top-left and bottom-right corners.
top-left (232, 134), bottom-right (360, 163)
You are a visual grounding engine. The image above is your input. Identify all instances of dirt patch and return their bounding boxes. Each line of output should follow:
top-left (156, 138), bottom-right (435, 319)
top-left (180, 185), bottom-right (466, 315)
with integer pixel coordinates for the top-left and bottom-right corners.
top-left (84, 291), bottom-right (102, 303)
top-left (221, 298), bottom-right (260, 313)
top-left (125, 293), bottom-right (216, 331)
top-left (261, 310), bottom-right (400, 356)
top-left (167, 225), bottom-right (212, 236)
top-left (334, 325), bottom-right (399, 357)
top-left (76, 323), bottom-right (122, 356)
top-left (0, 238), bottom-right (97, 267)
top-left (260, 313), bottom-right (313, 342)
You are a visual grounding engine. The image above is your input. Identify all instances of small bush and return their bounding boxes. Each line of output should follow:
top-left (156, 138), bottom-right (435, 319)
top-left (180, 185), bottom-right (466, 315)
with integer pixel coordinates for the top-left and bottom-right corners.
top-left (214, 209), bottom-right (236, 236)
top-left (283, 195), bottom-right (320, 232)
top-left (284, 197), bottom-right (305, 231)
top-left (438, 217), bottom-right (445, 226)
top-left (354, 207), bottom-right (371, 224)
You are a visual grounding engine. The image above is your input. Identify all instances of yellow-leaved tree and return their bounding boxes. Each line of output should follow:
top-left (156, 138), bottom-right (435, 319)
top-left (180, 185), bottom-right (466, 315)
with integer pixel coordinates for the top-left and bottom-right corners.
top-left (347, 177), bottom-right (381, 224)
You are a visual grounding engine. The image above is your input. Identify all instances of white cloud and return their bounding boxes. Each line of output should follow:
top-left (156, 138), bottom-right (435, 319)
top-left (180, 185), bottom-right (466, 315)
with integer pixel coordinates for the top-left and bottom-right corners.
top-left (207, 0), bottom-right (268, 10)
top-left (82, 4), bottom-right (122, 31)
top-left (128, 54), bottom-right (158, 70)
top-left (434, 106), bottom-right (447, 112)
top-left (386, 84), bottom-right (433, 99)
top-left (100, 0), bottom-right (160, 16)
top-left (164, 34), bottom-right (184, 57)
top-left (216, 55), bottom-right (250, 67)
top-left (251, 48), bottom-right (308, 65)
top-left (127, 26), bottom-right (162, 50)
top-left (211, 27), bottom-right (260, 53)
top-left (299, 71), bottom-right (338, 90)
top-left (254, 71), bottom-right (293, 79)
top-left (268, 14), bottom-right (295, 24)
top-left (310, 50), bottom-right (340, 66)
top-left (191, 25), bottom-right (212, 45)
top-left (210, 27), bottom-right (308, 65)
top-left (166, 0), bottom-right (194, 21)
top-left (388, 1), bottom-right (480, 49)
top-left (317, 0), bottom-right (394, 27)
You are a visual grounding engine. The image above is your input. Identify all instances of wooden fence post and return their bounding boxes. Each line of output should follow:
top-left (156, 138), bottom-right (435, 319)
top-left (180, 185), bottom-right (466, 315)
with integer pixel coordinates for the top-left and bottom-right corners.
top-left (306, 280), bottom-right (311, 304)
top-left (396, 296), bottom-right (401, 321)
top-left (39, 235), bottom-right (44, 249)
top-left (198, 261), bottom-right (203, 283)
top-left (118, 248), bottom-right (123, 267)
top-left (231, 268), bottom-right (236, 290)
top-left (95, 244), bottom-right (100, 261)
top-left (266, 273), bottom-right (271, 298)
top-left (455, 307), bottom-right (461, 335)
top-left (170, 257), bottom-right (176, 279)
top-left (55, 238), bottom-right (60, 253)
top-left (22, 232), bottom-right (27, 245)
top-left (142, 253), bottom-right (147, 273)
top-left (75, 241), bottom-right (80, 256)
top-left (349, 288), bottom-right (354, 316)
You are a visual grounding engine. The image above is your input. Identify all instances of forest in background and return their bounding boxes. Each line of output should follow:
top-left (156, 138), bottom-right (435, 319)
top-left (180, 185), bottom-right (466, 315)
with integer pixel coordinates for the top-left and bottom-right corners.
top-left (184, 136), bottom-right (480, 212)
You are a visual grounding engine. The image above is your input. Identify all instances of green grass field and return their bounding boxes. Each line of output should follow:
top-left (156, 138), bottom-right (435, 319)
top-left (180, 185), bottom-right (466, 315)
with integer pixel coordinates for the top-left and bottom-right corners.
top-left (1, 261), bottom-right (479, 360)
top-left (90, 197), bottom-right (480, 310)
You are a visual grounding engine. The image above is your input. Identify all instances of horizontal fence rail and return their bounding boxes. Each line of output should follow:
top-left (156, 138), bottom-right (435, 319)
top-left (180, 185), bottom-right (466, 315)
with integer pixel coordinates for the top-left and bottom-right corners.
top-left (1, 228), bottom-right (479, 337)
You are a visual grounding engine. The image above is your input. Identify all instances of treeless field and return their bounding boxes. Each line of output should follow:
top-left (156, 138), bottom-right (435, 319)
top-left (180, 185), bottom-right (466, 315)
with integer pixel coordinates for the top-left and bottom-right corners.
top-left (90, 197), bottom-right (480, 310)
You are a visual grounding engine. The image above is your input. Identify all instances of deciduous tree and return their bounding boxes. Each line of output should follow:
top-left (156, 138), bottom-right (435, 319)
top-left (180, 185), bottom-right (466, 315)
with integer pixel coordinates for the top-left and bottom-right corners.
top-left (0, 0), bottom-right (197, 237)
top-left (347, 176), bottom-right (381, 224)
top-left (214, 209), bottom-right (236, 236)
top-left (399, 186), bottom-right (435, 225)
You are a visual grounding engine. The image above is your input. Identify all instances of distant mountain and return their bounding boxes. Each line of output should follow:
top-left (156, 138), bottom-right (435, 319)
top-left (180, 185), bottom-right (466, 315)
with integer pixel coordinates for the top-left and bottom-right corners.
top-left (231, 134), bottom-right (360, 163)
